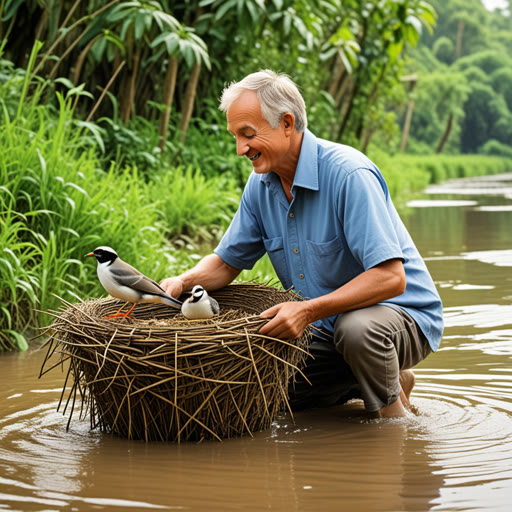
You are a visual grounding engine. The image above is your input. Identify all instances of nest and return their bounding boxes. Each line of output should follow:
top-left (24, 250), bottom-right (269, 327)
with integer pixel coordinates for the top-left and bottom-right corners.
top-left (40, 282), bottom-right (311, 442)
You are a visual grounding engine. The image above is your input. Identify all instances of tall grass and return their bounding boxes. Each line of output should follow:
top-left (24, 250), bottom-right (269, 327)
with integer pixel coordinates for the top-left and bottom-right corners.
top-left (150, 165), bottom-right (239, 245)
top-left (0, 82), bottom-right (189, 350)
top-left (369, 149), bottom-right (512, 208)
top-left (389, 154), bottom-right (512, 186)
top-left (2, 50), bottom-right (511, 350)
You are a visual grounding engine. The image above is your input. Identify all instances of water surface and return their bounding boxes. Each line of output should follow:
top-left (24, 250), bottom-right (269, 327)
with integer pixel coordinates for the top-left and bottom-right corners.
top-left (1, 173), bottom-right (512, 511)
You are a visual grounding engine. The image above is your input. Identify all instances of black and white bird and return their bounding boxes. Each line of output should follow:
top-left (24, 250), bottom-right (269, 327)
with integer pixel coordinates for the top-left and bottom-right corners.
top-left (85, 246), bottom-right (182, 318)
top-left (181, 285), bottom-right (220, 320)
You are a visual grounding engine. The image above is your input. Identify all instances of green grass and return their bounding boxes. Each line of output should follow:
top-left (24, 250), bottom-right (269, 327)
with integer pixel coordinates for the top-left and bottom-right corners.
top-left (0, 85), bottom-right (190, 350)
top-left (2, 49), bottom-right (512, 350)
top-left (239, 254), bottom-right (278, 285)
top-left (369, 149), bottom-right (512, 208)
top-left (150, 165), bottom-right (240, 245)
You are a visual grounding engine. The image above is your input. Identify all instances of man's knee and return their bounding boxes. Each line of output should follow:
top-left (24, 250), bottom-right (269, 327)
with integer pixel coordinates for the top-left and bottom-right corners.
top-left (334, 310), bottom-right (372, 358)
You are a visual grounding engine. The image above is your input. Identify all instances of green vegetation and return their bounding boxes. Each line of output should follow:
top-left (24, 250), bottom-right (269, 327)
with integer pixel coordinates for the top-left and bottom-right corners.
top-left (1, 0), bottom-right (512, 350)
top-left (404, 0), bottom-right (512, 155)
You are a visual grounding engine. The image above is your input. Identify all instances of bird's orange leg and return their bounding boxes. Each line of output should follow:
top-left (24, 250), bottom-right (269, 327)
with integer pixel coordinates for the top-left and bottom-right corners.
top-left (104, 302), bottom-right (137, 319)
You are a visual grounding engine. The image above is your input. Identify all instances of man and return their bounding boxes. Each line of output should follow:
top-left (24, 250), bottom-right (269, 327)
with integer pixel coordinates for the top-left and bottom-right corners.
top-left (161, 69), bottom-right (443, 418)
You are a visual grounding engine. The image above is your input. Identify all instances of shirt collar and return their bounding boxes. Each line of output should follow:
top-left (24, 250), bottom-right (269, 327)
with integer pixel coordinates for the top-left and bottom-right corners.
top-left (259, 129), bottom-right (319, 191)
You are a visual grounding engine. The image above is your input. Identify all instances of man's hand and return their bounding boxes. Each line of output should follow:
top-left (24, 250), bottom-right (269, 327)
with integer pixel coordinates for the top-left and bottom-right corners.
top-left (159, 276), bottom-right (185, 299)
top-left (259, 301), bottom-right (312, 339)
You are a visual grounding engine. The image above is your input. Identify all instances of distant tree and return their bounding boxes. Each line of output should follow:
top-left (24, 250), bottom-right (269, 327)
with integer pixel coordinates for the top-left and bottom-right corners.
top-left (453, 49), bottom-right (512, 76)
top-left (460, 83), bottom-right (510, 153)
top-left (406, 0), bottom-right (512, 155)
top-left (408, 71), bottom-right (469, 153)
top-left (432, 36), bottom-right (454, 64)
top-left (490, 68), bottom-right (512, 112)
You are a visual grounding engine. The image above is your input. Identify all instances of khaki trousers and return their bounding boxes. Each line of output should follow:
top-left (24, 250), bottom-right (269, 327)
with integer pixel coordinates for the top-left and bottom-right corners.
top-left (289, 305), bottom-right (431, 412)
top-left (334, 305), bottom-right (431, 412)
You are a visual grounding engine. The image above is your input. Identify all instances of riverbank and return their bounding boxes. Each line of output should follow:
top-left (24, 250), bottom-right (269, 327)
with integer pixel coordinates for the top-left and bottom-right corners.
top-left (2, 96), bottom-right (512, 350)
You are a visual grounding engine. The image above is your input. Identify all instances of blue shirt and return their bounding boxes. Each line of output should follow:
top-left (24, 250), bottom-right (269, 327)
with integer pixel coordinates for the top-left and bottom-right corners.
top-left (215, 129), bottom-right (444, 351)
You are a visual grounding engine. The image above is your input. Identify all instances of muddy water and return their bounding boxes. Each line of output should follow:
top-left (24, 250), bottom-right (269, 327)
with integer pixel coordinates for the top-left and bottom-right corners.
top-left (2, 173), bottom-right (512, 512)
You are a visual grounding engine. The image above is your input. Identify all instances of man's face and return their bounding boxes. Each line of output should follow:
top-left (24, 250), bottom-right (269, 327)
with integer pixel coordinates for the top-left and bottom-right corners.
top-left (226, 90), bottom-right (290, 174)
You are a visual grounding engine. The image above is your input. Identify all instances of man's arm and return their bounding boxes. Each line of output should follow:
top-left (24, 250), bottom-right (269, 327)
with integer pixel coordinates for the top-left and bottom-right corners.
top-left (160, 254), bottom-right (242, 298)
top-left (259, 258), bottom-right (406, 339)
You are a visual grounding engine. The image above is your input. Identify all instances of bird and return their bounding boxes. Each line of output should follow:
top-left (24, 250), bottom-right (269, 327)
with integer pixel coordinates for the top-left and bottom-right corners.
top-left (181, 285), bottom-right (220, 320)
top-left (84, 246), bottom-right (182, 318)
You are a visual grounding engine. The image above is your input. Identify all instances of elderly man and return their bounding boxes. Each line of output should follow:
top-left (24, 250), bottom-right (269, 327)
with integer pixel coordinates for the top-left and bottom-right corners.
top-left (161, 69), bottom-right (443, 418)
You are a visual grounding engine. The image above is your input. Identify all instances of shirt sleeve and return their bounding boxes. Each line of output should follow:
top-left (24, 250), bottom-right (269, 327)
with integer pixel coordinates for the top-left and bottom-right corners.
top-left (339, 168), bottom-right (404, 270)
top-left (214, 178), bottom-right (266, 270)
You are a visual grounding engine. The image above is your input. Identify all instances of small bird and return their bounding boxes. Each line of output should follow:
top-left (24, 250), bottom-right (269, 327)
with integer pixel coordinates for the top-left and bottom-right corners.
top-left (85, 246), bottom-right (182, 318)
top-left (181, 285), bottom-right (220, 320)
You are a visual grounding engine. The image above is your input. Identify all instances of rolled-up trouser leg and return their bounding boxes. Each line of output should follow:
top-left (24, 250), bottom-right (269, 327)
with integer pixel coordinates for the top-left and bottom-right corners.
top-left (333, 305), bottom-right (431, 412)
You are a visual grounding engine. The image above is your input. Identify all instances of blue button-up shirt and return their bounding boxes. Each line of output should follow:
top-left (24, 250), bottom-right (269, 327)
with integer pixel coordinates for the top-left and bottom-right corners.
top-left (215, 129), bottom-right (443, 351)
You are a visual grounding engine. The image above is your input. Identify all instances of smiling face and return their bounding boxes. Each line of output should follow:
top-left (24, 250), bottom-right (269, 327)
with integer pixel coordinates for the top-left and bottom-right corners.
top-left (226, 90), bottom-right (297, 177)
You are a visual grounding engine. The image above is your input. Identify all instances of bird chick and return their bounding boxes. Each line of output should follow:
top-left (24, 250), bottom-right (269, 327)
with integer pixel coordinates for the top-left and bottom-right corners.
top-left (181, 285), bottom-right (219, 320)
top-left (85, 246), bottom-right (182, 318)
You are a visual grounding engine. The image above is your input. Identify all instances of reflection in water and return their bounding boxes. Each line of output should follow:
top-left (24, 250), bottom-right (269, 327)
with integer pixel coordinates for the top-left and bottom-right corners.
top-left (406, 199), bottom-right (478, 208)
top-left (1, 172), bottom-right (512, 511)
top-left (444, 304), bottom-right (512, 328)
top-left (461, 249), bottom-right (512, 267)
top-left (0, 364), bottom-right (445, 512)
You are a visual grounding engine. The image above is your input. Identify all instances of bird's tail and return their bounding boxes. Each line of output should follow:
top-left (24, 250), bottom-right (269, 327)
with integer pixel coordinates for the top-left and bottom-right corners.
top-left (161, 294), bottom-right (182, 308)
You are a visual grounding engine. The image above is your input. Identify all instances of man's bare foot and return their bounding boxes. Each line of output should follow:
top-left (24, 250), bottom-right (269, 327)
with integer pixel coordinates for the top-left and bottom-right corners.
top-left (374, 370), bottom-right (416, 418)
top-left (399, 370), bottom-right (416, 409)
top-left (376, 397), bottom-right (407, 418)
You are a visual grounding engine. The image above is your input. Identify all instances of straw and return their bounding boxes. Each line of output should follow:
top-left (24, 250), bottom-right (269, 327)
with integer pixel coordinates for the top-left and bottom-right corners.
top-left (40, 282), bottom-right (311, 442)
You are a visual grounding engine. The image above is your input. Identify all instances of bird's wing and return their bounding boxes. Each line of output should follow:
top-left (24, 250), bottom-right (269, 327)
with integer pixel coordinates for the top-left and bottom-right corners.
top-left (211, 297), bottom-right (220, 315)
top-left (110, 267), bottom-right (167, 296)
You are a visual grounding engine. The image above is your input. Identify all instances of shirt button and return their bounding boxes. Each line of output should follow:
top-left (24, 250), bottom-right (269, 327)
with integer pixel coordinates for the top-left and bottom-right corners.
top-left (293, 248), bottom-right (299, 254)
top-left (289, 212), bottom-right (294, 218)
top-left (299, 274), bottom-right (304, 279)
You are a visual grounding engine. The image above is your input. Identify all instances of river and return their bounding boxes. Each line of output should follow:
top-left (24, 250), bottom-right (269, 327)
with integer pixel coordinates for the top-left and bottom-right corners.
top-left (1, 173), bottom-right (512, 512)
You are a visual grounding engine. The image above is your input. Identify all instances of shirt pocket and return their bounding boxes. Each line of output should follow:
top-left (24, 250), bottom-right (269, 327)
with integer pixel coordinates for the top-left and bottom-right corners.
top-left (263, 236), bottom-right (291, 287)
top-left (306, 236), bottom-right (345, 288)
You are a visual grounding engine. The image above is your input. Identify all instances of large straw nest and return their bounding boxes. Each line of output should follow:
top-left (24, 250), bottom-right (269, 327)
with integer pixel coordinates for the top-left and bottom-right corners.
top-left (40, 282), bottom-right (311, 442)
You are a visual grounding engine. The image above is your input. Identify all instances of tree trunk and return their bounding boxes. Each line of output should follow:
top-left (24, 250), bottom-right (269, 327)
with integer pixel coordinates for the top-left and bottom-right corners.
top-left (86, 60), bottom-right (126, 122)
top-left (400, 98), bottom-right (415, 152)
top-left (455, 19), bottom-right (464, 59)
top-left (121, 48), bottom-right (140, 123)
top-left (72, 34), bottom-right (101, 84)
top-left (360, 129), bottom-right (373, 154)
top-left (34, 9), bottom-right (49, 43)
top-left (437, 22), bottom-right (462, 153)
top-left (179, 62), bottom-right (201, 144)
top-left (159, 56), bottom-right (178, 151)
top-left (328, 55), bottom-right (346, 98)
top-left (334, 73), bottom-right (351, 109)
top-left (399, 75), bottom-right (418, 152)
top-left (337, 79), bottom-right (360, 142)
top-left (436, 112), bottom-right (453, 153)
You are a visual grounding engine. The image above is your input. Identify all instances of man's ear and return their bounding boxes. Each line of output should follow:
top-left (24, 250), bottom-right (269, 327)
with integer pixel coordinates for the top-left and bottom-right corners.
top-left (282, 112), bottom-right (295, 135)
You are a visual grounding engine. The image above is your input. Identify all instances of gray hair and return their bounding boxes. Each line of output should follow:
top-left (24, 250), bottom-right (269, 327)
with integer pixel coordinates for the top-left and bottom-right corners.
top-left (219, 69), bottom-right (307, 132)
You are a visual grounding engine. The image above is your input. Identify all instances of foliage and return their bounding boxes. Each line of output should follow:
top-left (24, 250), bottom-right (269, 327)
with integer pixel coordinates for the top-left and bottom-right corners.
top-left (406, 70), bottom-right (469, 153)
top-left (149, 165), bottom-right (240, 244)
top-left (0, 0), bottom-right (440, 156)
top-left (460, 82), bottom-right (512, 153)
top-left (480, 140), bottom-right (512, 159)
top-left (405, 0), bottom-right (512, 154)
top-left (389, 153), bottom-right (512, 186)
top-left (0, 70), bottom-right (195, 350)
top-left (432, 36), bottom-right (454, 64)
top-left (2, 1), bottom-right (512, 351)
